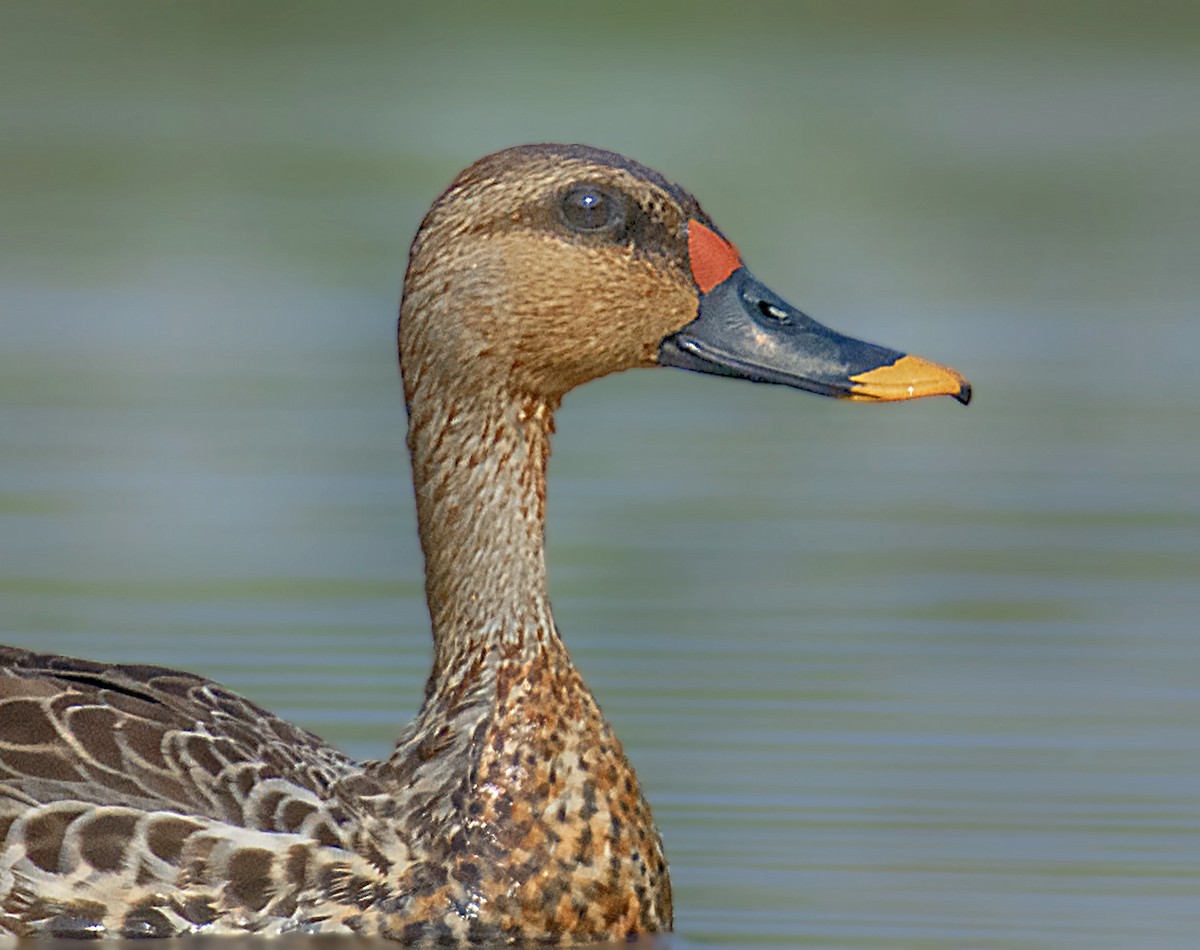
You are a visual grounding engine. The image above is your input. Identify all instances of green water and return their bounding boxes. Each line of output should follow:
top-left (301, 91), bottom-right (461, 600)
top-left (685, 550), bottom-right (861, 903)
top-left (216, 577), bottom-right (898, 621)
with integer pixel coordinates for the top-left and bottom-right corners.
top-left (2, 2), bottom-right (1199, 947)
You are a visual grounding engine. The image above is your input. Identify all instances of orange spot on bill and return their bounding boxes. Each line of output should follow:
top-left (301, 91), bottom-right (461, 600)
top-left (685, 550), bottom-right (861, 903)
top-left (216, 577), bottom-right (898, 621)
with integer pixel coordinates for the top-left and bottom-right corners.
top-left (688, 220), bottom-right (741, 294)
top-left (849, 354), bottom-right (971, 404)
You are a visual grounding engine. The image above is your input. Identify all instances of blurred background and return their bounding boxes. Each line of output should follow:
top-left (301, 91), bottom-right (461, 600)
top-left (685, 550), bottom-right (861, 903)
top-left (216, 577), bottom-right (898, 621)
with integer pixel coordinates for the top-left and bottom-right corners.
top-left (2, 1), bottom-right (1198, 947)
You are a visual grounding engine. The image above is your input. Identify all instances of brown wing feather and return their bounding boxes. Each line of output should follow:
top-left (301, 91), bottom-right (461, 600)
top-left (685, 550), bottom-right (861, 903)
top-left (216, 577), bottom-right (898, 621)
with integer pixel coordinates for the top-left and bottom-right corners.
top-left (0, 645), bottom-right (358, 827)
top-left (0, 646), bottom-right (407, 938)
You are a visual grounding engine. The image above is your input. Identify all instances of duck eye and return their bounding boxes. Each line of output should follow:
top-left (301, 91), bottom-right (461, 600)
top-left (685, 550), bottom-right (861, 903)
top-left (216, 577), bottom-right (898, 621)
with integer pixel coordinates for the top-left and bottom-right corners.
top-left (560, 184), bottom-right (623, 233)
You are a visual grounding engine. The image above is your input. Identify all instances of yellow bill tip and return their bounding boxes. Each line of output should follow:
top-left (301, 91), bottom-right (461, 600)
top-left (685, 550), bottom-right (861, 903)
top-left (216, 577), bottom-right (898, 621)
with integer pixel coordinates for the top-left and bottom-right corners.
top-left (849, 354), bottom-right (972, 405)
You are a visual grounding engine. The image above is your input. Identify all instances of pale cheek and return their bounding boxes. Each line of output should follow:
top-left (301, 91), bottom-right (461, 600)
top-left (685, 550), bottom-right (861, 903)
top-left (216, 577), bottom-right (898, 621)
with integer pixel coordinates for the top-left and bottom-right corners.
top-left (485, 237), bottom-right (700, 393)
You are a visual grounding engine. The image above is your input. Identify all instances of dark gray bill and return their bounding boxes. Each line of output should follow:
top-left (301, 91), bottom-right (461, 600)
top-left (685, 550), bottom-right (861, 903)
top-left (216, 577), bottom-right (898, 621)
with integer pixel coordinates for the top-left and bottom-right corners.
top-left (659, 267), bottom-right (971, 405)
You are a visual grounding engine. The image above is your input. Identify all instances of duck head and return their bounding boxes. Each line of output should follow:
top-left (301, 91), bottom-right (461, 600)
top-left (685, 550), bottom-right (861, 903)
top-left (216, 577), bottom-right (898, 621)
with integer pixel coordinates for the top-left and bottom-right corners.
top-left (399, 143), bottom-right (970, 407)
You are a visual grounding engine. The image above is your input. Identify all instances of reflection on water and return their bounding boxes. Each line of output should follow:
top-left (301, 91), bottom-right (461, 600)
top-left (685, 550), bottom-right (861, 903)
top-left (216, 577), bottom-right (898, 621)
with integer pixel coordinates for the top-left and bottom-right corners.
top-left (3, 2), bottom-right (1200, 948)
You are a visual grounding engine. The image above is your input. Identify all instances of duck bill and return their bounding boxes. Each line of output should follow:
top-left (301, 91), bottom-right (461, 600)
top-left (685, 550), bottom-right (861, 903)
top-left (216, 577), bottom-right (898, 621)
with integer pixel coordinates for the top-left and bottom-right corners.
top-left (659, 232), bottom-right (970, 405)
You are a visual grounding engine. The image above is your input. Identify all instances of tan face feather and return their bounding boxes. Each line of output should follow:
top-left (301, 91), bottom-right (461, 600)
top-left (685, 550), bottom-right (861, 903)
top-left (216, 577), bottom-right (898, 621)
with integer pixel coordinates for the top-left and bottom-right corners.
top-left (400, 147), bottom-right (704, 403)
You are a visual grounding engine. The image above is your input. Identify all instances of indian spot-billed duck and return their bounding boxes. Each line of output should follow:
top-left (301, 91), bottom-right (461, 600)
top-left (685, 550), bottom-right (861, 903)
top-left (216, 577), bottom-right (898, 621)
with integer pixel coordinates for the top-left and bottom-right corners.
top-left (0, 144), bottom-right (969, 943)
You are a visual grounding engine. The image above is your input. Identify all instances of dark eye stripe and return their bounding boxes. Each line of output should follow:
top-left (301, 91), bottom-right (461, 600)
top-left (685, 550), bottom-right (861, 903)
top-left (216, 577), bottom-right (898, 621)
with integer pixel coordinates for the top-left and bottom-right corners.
top-left (491, 176), bottom-right (700, 276)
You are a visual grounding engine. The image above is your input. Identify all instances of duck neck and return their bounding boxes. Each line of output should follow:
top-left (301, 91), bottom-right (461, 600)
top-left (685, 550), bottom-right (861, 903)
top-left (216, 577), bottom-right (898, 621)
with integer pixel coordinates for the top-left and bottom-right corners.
top-left (406, 385), bottom-right (562, 691)
top-left (384, 375), bottom-right (673, 937)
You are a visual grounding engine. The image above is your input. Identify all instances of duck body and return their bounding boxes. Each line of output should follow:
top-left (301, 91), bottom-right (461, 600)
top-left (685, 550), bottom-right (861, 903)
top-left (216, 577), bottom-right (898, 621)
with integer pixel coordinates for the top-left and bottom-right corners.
top-left (0, 640), bottom-right (661, 941)
top-left (0, 144), bottom-right (968, 943)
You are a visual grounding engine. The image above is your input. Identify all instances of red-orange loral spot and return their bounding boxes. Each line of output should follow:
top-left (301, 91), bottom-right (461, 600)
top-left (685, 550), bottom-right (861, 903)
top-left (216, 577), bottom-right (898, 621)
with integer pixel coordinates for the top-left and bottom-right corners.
top-left (687, 220), bottom-right (742, 294)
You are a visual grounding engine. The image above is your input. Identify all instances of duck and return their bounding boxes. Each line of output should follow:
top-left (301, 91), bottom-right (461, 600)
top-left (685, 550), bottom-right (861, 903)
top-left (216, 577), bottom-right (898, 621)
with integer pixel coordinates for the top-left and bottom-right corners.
top-left (0, 144), bottom-right (970, 944)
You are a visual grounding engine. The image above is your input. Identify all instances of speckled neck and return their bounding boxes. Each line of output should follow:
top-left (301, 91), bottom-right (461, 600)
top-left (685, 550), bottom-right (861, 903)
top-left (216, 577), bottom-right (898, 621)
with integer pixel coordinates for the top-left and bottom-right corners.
top-left (405, 382), bottom-right (562, 688)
